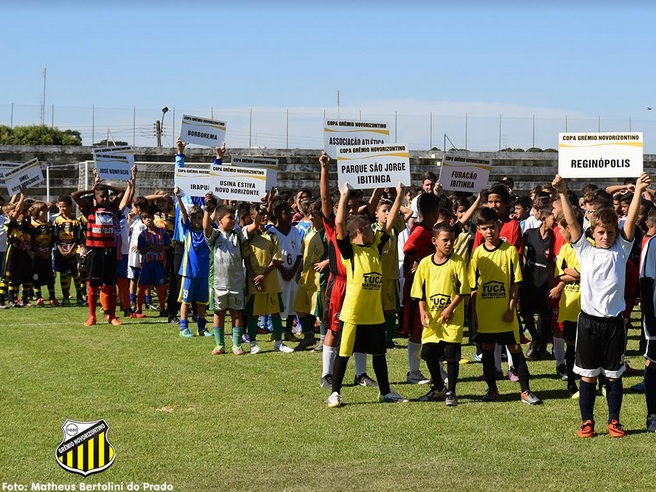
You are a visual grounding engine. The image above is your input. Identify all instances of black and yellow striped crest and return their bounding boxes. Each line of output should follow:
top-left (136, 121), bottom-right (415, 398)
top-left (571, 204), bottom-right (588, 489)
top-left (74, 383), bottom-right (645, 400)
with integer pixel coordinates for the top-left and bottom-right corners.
top-left (55, 419), bottom-right (115, 477)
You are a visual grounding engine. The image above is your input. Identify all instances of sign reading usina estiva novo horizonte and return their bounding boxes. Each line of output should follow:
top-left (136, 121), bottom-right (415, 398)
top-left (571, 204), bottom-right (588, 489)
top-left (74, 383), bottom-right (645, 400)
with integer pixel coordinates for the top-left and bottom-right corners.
top-left (558, 132), bottom-right (643, 178)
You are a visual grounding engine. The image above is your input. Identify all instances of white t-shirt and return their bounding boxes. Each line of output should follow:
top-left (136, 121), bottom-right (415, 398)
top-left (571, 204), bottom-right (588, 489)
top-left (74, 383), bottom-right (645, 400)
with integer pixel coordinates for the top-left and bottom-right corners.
top-left (572, 232), bottom-right (633, 317)
top-left (128, 216), bottom-right (146, 268)
top-left (206, 227), bottom-right (248, 295)
top-left (0, 214), bottom-right (7, 253)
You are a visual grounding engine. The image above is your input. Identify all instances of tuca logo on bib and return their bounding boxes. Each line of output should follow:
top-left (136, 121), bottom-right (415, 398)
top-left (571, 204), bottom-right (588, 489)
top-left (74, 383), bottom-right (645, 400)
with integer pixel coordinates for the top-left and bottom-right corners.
top-left (55, 418), bottom-right (115, 477)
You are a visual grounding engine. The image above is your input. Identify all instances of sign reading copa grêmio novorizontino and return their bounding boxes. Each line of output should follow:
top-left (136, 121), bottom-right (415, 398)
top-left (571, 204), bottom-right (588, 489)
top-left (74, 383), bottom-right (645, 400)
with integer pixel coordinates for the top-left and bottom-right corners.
top-left (558, 132), bottom-right (643, 178)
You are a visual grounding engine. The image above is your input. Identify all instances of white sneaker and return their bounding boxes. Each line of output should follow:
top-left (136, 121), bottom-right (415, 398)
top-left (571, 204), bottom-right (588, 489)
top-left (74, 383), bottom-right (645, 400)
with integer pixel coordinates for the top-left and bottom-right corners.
top-left (378, 390), bottom-right (409, 403)
top-left (327, 391), bottom-right (343, 408)
top-left (406, 370), bottom-right (431, 384)
top-left (250, 342), bottom-right (261, 354)
top-left (274, 342), bottom-right (294, 353)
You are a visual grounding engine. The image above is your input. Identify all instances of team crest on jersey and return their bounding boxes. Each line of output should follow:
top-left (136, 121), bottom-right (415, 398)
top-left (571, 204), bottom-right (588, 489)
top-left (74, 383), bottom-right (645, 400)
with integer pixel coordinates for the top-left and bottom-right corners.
top-left (429, 294), bottom-right (451, 311)
top-left (481, 281), bottom-right (506, 299)
top-left (361, 271), bottom-right (383, 291)
top-left (55, 419), bottom-right (115, 477)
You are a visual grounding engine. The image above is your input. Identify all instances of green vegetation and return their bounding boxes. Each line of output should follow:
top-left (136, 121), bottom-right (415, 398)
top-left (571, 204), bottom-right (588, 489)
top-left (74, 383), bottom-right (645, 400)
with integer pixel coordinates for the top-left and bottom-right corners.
top-left (0, 125), bottom-right (82, 145)
top-left (0, 305), bottom-right (652, 491)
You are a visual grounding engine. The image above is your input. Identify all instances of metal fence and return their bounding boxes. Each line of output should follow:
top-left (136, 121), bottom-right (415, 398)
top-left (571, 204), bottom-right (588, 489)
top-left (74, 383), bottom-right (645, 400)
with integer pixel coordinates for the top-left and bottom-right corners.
top-left (2, 102), bottom-right (656, 153)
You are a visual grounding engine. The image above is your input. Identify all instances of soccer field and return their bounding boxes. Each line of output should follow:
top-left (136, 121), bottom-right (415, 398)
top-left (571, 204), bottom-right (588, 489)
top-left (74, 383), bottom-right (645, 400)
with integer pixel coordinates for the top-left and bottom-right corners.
top-left (0, 305), bottom-right (653, 492)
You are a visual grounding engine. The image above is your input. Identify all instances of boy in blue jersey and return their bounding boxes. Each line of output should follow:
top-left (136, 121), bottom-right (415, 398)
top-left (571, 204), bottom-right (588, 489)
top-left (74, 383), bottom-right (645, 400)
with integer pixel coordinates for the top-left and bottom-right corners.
top-left (174, 186), bottom-right (211, 338)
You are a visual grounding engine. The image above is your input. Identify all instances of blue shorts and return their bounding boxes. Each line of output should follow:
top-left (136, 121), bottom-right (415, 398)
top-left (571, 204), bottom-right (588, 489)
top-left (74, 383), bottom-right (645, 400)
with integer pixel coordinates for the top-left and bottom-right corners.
top-left (139, 262), bottom-right (167, 287)
top-left (178, 276), bottom-right (209, 305)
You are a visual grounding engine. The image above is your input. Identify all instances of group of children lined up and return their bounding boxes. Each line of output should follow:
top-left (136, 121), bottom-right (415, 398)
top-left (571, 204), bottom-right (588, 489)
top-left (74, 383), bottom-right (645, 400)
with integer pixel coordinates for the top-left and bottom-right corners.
top-left (1, 145), bottom-right (656, 436)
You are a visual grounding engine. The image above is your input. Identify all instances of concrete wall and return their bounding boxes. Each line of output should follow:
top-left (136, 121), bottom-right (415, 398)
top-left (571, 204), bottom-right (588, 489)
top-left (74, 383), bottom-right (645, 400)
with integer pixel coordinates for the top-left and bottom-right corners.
top-left (1, 146), bottom-right (655, 202)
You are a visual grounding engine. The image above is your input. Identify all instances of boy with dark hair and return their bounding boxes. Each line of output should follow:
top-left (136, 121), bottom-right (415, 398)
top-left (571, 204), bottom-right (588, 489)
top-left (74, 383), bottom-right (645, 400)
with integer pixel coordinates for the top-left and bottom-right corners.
top-left (53, 195), bottom-right (85, 305)
top-left (411, 222), bottom-right (470, 406)
top-left (328, 183), bottom-right (407, 407)
top-left (469, 207), bottom-right (541, 405)
top-left (72, 172), bottom-right (133, 326)
top-left (521, 203), bottom-right (556, 362)
top-left (553, 172), bottom-right (651, 437)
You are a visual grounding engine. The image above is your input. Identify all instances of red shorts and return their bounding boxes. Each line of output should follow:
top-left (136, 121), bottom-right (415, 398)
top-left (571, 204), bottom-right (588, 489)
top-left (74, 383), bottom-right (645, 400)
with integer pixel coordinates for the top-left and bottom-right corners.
top-left (402, 272), bottom-right (422, 337)
top-left (325, 274), bottom-right (346, 334)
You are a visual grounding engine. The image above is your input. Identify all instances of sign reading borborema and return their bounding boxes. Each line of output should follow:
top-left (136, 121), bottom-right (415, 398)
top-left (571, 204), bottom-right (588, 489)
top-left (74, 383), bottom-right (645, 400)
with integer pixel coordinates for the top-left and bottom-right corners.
top-left (558, 132), bottom-right (643, 178)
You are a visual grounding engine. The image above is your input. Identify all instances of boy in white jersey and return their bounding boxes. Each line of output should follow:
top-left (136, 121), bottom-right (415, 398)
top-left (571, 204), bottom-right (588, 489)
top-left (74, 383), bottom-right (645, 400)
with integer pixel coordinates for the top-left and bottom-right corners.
top-left (553, 172), bottom-right (651, 438)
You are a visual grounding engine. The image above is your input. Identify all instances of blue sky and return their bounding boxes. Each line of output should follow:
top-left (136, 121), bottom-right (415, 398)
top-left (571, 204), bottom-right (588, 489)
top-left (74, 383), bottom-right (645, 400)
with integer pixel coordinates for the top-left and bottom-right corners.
top-left (2, 0), bottom-right (655, 150)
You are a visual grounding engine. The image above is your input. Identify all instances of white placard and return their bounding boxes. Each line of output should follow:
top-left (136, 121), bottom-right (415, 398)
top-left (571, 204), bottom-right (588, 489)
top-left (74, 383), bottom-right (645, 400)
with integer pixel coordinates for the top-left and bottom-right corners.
top-left (3, 158), bottom-right (43, 195)
top-left (324, 119), bottom-right (390, 159)
top-left (336, 144), bottom-right (411, 190)
top-left (174, 167), bottom-right (210, 197)
top-left (94, 155), bottom-right (132, 181)
top-left (93, 146), bottom-right (136, 166)
top-left (209, 164), bottom-right (268, 202)
top-left (558, 132), bottom-right (643, 178)
top-left (180, 115), bottom-right (227, 147)
top-left (230, 156), bottom-right (278, 188)
top-left (440, 155), bottom-right (492, 193)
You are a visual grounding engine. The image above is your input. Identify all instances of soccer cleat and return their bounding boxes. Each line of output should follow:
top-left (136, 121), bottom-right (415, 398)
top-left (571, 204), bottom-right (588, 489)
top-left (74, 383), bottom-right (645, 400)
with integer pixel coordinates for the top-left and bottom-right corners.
top-left (445, 391), bottom-right (458, 407)
top-left (508, 369), bottom-right (520, 383)
top-left (284, 332), bottom-right (300, 342)
top-left (570, 390), bottom-right (580, 400)
top-left (167, 316), bottom-right (179, 324)
top-left (631, 381), bottom-right (645, 393)
top-left (159, 310), bottom-right (168, 318)
top-left (35, 298), bottom-right (44, 307)
top-left (132, 310), bottom-right (146, 319)
top-left (312, 343), bottom-right (324, 353)
top-left (249, 343), bottom-right (261, 354)
top-left (482, 388), bottom-right (500, 402)
top-left (418, 387), bottom-right (447, 402)
top-left (0, 303), bottom-right (7, 309)
top-left (378, 390), bottom-right (409, 403)
top-left (274, 342), bottom-right (294, 353)
top-left (108, 317), bottom-right (122, 326)
top-left (472, 353), bottom-right (482, 363)
top-left (294, 336), bottom-right (316, 351)
top-left (556, 364), bottom-right (568, 380)
top-left (49, 298), bottom-right (59, 307)
top-left (647, 414), bottom-right (656, 432)
top-left (241, 333), bottom-right (250, 343)
top-left (327, 391), bottom-right (343, 408)
top-left (320, 374), bottom-right (333, 389)
top-left (232, 346), bottom-right (245, 356)
top-left (199, 328), bottom-right (213, 337)
top-left (577, 419), bottom-right (595, 438)
top-left (60, 298), bottom-right (70, 306)
top-left (354, 373), bottom-right (378, 388)
top-left (147, 303), bottom-right (159, 311)
top-left (211, 346), bottom-right (226, 355)
top-left (520, 390), bottom-right (542, 405)
top-left (568, 383), bottom-right (578, 396)
top-left (83, 316), bottom-right (97, 327)
top-left (406, 370), bottom-right (431, 384)
top-left (179, 328), bottom-right (194, 338)
top-left (607, 419), bottom-right (626, 438)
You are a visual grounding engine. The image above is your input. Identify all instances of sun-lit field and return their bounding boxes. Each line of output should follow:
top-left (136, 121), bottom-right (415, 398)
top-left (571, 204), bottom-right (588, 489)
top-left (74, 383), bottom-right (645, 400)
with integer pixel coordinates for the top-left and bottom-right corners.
top-left (0, 304), bottom-right (653, 492)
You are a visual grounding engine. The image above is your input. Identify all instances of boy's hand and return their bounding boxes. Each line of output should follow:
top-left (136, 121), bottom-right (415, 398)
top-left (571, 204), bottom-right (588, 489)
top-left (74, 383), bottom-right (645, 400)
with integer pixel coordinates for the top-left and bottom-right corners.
top-left (440, 306), bottom-right (454, 324)
top-left (635, 172), bottom-right (652, 193)
top-left (548, 283), bottom-right (563, 300)
top-left (421, 313), bottom-right (431, 327)
top-left (502, 308), bottom-right (514, 323)
top-left (395, 181), bottom-right (404, 196)
top-left (174, 186), bottom-right (180, 197)
top-left (552, 175), bottom-right (568, 194)
top-left (433, 182), bottom-right (443, 196)
top-left (176, 138), bottom-right (187, 154)
top-left (319, 151), bottom-right (330, 168)
top-left (216, 142), bottom-right (226, 159)
top-left (340, 182), bottom-right (350, 196)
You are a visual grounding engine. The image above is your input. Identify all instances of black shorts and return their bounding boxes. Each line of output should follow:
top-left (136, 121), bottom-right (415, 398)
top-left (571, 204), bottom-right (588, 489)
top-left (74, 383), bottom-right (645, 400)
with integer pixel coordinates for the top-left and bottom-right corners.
top-left (86, 248), bottom-right (117, 287)
top-left (3, 245), bottom-right (33, 285)
top-left (520, 286), bottom-right (549, 317)
top-left (335, 320), bottom-right (386, 357)
top-left (475, 330), bottom-right (520, 346)
top-left (574, 311), bottom-right (626, 378)
top-left (33, 256), bottom-right (55, 287)
top-left (54, 250), bottom-right (79, 276)
top-left (563, 320), bottom-right (577, 343)
top-left (421, 341), bottom-right (461, 363)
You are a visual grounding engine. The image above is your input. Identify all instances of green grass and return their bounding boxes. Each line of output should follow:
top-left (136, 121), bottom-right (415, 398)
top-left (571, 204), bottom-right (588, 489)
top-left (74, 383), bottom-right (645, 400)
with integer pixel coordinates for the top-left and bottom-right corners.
top-left (0, 304), bottom-right (653, 491)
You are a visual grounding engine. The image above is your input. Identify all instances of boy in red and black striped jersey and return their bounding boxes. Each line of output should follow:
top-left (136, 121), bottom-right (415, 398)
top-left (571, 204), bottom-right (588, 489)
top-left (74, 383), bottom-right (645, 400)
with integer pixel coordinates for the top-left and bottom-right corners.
top-left (72, 169), bottom-right (133, 327)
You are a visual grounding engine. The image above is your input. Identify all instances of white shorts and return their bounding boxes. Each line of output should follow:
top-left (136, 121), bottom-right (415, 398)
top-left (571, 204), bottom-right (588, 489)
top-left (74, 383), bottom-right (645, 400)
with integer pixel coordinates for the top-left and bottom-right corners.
top-left (279, 277), bottom-right (298, 319)
top-left (214, 292), bottom-right (245, 312)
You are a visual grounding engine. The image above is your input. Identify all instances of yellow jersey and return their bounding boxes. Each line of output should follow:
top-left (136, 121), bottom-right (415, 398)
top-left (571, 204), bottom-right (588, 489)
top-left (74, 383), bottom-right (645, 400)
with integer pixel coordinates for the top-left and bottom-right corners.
top-left (555, 242), bottom-right (581, 323)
